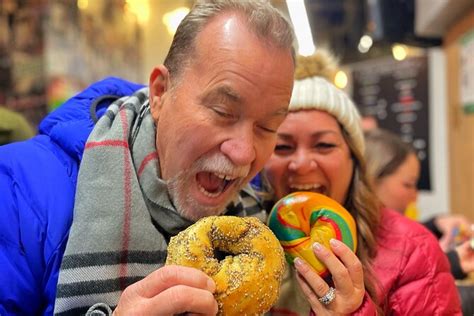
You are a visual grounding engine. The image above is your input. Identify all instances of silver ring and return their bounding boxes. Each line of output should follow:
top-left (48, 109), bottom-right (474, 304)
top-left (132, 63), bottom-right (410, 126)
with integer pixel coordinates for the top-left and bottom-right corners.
top-left (318, 286), bottom-right (336, 305)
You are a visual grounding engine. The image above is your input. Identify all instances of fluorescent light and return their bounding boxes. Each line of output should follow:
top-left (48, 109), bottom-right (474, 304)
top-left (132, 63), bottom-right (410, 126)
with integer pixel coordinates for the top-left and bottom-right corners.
top-left (286, 0), bottom-right (315, 56)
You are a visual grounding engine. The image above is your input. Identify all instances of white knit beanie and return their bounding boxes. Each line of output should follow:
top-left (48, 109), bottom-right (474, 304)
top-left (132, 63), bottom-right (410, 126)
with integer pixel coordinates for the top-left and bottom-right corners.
top-left (288, 76), bottom-right (365, 154)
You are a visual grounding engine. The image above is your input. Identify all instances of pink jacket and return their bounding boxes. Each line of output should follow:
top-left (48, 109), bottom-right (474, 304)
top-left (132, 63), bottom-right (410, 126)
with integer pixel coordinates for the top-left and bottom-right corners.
top-left (270, 208), bottom-right (461, 315)
top-left (365, 208), bottom-right (461, 315)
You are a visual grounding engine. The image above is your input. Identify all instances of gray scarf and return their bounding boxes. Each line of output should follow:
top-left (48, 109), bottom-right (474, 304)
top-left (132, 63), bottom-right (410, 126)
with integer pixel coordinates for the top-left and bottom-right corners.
top-left (54, 88), bottom-right (266, 315)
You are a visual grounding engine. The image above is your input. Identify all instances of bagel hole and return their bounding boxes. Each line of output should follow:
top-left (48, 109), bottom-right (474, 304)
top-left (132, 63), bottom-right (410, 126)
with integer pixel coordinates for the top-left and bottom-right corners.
top-left (213, 248), bottom-right (232, 262)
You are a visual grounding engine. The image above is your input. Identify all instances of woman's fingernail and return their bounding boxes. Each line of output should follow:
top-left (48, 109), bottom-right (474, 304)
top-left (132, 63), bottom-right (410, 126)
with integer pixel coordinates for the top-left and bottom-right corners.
top-left (330, 238), bottom-right (341, 248)
top-left (313, 242), bottom-right (323, 251)
top-left (294, 257), bottom-right (304, 267)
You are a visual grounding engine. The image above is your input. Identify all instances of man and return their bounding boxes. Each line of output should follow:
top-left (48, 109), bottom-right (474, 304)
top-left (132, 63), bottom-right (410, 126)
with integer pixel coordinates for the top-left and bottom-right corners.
top-left (0, 0), bottom-right (295, 315)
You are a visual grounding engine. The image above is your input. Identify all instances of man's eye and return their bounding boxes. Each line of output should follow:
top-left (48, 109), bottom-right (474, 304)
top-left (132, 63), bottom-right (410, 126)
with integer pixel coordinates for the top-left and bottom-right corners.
top-left (258, 125), bottom-right (277, 134)
top-left (213, 108), bottom-right (233, 119)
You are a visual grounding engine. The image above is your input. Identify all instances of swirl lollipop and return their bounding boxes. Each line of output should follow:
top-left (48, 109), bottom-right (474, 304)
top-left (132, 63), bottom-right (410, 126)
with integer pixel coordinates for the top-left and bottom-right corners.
top-left (267, 192), bottom-right (357, 277)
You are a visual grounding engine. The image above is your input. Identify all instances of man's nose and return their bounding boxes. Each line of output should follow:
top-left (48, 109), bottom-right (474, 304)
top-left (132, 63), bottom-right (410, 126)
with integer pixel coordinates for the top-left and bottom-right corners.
top-left (220, 129), bottom-right (256, 167)
top-left (288, 151), bottom-right (318, 174)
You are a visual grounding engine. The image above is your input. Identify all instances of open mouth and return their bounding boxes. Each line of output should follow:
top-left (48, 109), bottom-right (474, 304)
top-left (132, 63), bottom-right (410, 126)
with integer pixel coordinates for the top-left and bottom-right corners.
top-left (288, 183), bottom-right (325, 195)
top-left (196, 171), bottom-right (238, 198)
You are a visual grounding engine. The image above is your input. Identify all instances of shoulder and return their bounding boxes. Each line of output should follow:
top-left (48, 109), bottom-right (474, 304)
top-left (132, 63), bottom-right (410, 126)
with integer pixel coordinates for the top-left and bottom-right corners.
top-left (374, 209), bottom-right (461, 314)
top-left (376, 208), bottom-right (447, 268)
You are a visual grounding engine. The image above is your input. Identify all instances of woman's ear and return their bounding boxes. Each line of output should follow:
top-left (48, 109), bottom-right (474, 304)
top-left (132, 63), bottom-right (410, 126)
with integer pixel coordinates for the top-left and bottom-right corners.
top-left (149, 65), bottom-right (170, 121)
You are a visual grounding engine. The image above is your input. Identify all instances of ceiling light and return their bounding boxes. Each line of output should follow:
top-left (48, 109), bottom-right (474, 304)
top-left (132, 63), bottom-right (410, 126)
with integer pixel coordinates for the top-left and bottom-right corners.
top-left (286, 0), bottom-right (315, 56)
top-left (334, 70), bottom-right (348, 89)
top-left (392, 44), bottom-right (407, 61)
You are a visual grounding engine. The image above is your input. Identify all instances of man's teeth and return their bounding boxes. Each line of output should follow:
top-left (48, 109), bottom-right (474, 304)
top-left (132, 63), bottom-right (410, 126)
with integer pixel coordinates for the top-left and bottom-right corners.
top-left (290, 184), bottom-right (322, 190)
top-left (215, 172), bottom-right (238, 181)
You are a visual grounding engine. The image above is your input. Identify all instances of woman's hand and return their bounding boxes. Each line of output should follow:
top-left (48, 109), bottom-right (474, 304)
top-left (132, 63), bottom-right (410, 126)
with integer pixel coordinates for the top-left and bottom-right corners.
top-left (294, 239), bottom-right (365, 315)
top-left (113, 265), bottom-right (218, 316)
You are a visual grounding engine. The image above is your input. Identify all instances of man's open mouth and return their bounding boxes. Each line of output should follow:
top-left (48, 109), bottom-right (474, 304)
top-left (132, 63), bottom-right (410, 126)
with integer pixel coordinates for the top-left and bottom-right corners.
top-left (196, 171), bottom-right (239, 198)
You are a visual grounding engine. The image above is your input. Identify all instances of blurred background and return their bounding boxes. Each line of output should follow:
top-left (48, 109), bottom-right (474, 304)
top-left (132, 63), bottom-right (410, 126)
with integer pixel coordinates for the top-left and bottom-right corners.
top-left (0, 0), bottom-right (473, 221)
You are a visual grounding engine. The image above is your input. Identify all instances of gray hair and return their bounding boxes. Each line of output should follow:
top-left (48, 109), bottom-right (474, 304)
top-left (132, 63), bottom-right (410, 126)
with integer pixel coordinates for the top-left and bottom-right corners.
top-left (163, 0), bottom-right (295, 84)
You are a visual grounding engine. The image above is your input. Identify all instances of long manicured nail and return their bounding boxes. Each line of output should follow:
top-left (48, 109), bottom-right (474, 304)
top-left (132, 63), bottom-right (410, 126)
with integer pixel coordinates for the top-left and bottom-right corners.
top-left (312, 242), bottom-right (323, 252)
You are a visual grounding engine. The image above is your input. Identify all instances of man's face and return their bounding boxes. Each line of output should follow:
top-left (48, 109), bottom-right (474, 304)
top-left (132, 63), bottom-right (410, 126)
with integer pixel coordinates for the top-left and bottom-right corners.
top-left (150, 14), bottom-right (294, 221)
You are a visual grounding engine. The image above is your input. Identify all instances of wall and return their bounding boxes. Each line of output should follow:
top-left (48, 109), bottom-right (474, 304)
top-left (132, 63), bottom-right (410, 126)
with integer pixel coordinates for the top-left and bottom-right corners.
top-left (142, 1), bottom-right (191, 83)
top-left (444, 8), bottom-right (474, 221)
top-left (417, 48), bottom-right (450, 220)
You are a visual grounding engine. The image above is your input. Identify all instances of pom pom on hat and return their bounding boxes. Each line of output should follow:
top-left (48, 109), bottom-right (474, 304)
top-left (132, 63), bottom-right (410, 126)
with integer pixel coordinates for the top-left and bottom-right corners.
top-left (289, 50), bottom-right (365, 154)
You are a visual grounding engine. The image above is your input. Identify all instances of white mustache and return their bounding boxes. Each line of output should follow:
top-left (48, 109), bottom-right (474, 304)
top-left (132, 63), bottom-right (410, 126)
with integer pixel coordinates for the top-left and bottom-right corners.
top-left (195, 152), bottom-right (250, 179)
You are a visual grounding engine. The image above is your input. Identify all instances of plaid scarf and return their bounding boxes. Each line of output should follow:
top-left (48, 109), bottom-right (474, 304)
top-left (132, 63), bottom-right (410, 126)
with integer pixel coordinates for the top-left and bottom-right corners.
top-left (54, 88), bottom-right (266, 315)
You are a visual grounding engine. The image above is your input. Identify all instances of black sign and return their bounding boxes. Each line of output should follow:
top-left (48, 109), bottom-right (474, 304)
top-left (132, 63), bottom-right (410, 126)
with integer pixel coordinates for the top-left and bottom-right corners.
top-left (352, 55), bottom-right (431, 190)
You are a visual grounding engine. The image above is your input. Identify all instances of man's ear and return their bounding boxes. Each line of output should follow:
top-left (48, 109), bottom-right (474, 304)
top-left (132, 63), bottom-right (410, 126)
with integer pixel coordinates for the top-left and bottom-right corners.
top-left (149, 65), bottom-right (170, 121)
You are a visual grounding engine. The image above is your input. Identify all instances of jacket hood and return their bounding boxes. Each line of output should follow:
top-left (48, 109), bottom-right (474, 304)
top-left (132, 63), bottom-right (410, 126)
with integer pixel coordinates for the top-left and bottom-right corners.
top-left (39, 77), bottom-right (145, 162)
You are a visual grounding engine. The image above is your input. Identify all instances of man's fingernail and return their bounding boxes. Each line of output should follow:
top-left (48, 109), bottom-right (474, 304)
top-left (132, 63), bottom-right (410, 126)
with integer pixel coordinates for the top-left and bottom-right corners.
top-left (207, 279), bottom-right (216, 292)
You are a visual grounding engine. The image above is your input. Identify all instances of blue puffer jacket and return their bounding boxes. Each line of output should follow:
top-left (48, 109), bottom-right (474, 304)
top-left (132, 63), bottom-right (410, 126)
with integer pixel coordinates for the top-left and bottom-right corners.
top-left (0, 78), bottom-right (144, 315)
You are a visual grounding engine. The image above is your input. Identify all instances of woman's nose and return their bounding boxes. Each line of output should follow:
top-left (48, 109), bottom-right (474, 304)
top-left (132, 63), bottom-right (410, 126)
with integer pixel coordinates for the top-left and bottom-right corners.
top-left (288, 152), bottom-right (318, 174)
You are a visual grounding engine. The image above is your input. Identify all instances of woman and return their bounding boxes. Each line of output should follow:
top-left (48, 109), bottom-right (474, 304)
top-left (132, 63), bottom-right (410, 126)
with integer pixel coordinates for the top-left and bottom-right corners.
top-left (257, 52), bottom-right (461, 314)
top-left (364, 128), bottom-right (474, 315)
top-left (364, 128), bottom-right (474, 280)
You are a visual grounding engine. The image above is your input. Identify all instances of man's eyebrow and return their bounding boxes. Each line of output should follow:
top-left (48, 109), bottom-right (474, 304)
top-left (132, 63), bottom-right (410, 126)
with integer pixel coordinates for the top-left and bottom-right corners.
top-left (201, 85), bottom-right (241, 104)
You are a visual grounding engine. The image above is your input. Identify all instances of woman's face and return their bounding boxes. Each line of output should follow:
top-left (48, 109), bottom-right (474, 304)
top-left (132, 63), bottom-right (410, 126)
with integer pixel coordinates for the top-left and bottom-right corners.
top-left (264, 110), bottom-right (354, 204)
top-left (374, 152), bottom-right (420, 213)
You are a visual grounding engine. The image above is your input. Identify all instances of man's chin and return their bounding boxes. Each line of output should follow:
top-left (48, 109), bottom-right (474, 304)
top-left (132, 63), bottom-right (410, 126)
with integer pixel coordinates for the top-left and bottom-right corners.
top-left (178, 203), bottom-right (227, 222)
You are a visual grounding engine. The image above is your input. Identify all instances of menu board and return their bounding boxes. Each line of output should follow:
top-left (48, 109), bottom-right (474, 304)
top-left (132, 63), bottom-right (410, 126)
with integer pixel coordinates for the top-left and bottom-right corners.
top-left (352, 55), bottom-right (431, 190)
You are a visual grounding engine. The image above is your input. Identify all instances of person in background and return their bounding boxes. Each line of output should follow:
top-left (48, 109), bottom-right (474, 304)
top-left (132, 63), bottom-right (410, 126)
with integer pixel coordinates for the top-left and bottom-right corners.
top-left (255, 50), bottom-right (461, 314)
top-left (364, 127), bottom-right (474, 316)
top-left (364, 128), bottom-right (474, 280)
top-left (0, 1), bottom-right (296, 315)
top-left (0, 106), bottom-right (35, 144)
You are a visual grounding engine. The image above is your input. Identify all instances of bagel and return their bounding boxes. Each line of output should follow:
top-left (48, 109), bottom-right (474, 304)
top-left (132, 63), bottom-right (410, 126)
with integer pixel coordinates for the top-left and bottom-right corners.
top-left (166, 216), bottom-right (285, 315)
top-left (267, 192), bottom-right (357, 277)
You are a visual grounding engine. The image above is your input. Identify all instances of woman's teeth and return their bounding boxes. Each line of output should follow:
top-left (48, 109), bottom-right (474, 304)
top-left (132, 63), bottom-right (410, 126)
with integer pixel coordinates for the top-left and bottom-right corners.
top-left (290, 183), bottom-right (322, 191)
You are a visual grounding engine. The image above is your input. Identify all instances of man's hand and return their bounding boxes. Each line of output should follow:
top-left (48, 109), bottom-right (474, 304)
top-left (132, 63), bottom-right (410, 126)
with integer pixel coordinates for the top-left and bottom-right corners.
top-left (113, 265), bottom-right (218, 316)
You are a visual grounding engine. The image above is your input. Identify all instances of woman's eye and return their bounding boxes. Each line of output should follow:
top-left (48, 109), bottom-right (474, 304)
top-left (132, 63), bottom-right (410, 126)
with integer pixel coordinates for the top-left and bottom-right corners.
top-left (403, 182), bottom-right (417, 189)
top-left (274, 144), bottom-right (293, 152)
top-left (315, 142), bottom-right (335, 149)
